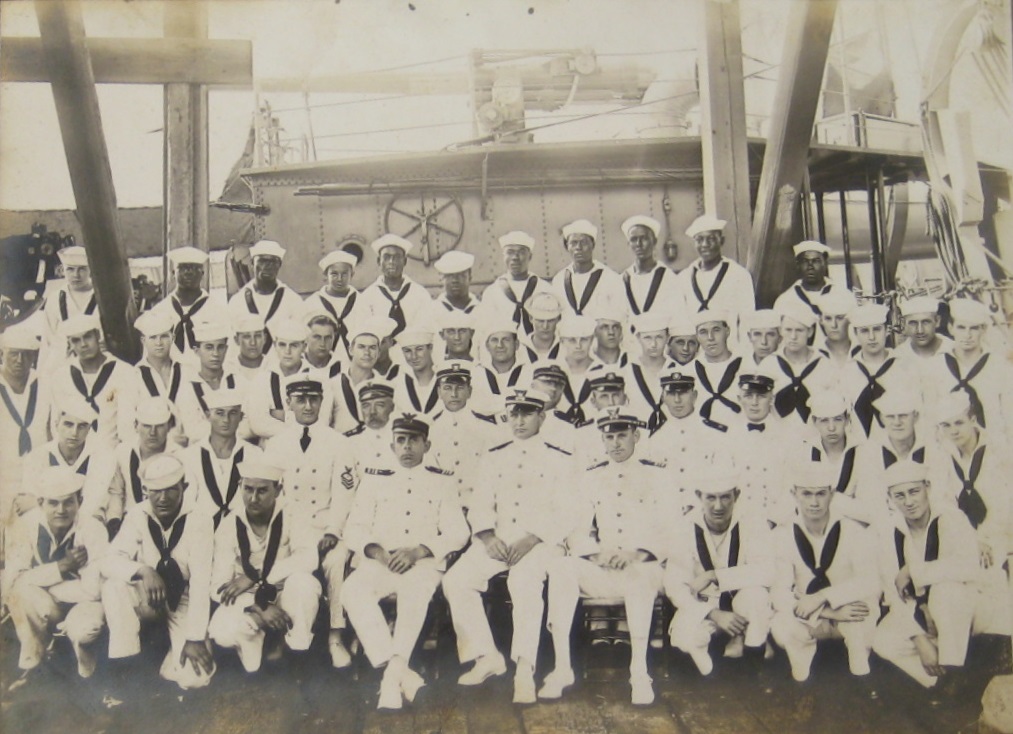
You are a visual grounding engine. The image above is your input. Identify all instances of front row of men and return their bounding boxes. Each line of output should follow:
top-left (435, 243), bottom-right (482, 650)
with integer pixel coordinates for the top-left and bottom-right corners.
top-left (4, 384), bottom-right (1007, 708)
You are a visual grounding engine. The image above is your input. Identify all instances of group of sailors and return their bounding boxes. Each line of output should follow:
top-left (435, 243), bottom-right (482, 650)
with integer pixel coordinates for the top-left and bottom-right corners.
top-left (0, 212), bottom-right (1010, 709)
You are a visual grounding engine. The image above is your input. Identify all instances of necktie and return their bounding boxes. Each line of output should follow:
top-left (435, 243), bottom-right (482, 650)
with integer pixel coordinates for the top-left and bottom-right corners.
top-left (794, 521), bottom-right (841, 594)
top-left (171, 295), bottom-right (208, 351)
top-left (944, 353), bottom-right (989, 427)
top-left (690, 261), bottom-right (730, 311)
top-left (236, 512), bottom-right (285, 609)
top-left (300, 426), bottom-right (311, 452)
top-left (747, 423), bottom-right (766, 432)
top-left (953, 446), bottom-right (987, 528)
top-left (853, 358), bottom-right (894, 435)
top-left (147, 515), bottom-right (188, 611)
top-left (695, 523), bottom-right (740, 611)
top-left (0, 380), bottom-right (38, 455)
top-left (894, 518), bottom-right (940, 631)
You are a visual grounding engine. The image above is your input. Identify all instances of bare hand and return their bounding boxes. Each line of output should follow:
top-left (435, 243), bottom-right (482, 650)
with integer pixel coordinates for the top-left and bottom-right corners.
top-left (250, 604), bottom-right (292, 633)
top-left (57, 546), bottom-right (89, 576)
top-left (480, 534), bottom-right (510, 564)
top-left (12, 493), bottom-right (36, 516)
top-left (319, 534), bottom-right (339, 556)
top-left (600, 549), bottom-right (643, 571)
top-left (794, 593), bottom-right (826, 619)
top-left (690, 570), bottom-right (717, 597)
top-left (138, 567), bottom-right (166, 609)
top-left (217, 575), bottom-right (256, 606)
top-left (894, 565), bottom-right (913, 601)
top-left (821, 601), bottom-right (870, 622)
top-left (506, 534), bottom-right (541, 566)
top-left (913, 634), bottom-right (944, 678)
top-left (707, 609), bottom-right (748, 637)
top-left (180, 640), bottom-right (214, 676)
top-left (388, 547), bottom-right (422, 574)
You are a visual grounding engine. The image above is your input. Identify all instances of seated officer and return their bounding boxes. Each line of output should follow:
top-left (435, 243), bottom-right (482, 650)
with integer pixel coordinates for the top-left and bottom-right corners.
top-left (4, 468), bottom-right (107, 679)
top-left (263, 376), bottom-right (355, 668)
top-left (208, 458), bottom-right (321, 673)
top-left (340, 413), bottom-right (469, 710)
top-left (873, 461), bottom-right (981, 689)
top-left (664, 469), bottom-right (773, 676)
top-left (443, 388), bottom-right (575, 704)
top-left (540, 408), bottom-right (666, 705)
top-left (770, 462), bottom-right (880, 683)
top-left (101, 454), bottom-right (215, 689)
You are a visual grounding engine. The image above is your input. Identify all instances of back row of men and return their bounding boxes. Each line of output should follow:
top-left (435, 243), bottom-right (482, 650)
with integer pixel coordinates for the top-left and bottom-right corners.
top-left (0, 213), bottom-right (1010, 708)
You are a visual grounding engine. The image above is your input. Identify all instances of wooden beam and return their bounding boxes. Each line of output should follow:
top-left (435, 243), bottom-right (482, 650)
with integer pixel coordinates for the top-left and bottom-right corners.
top-left (163, 1), bottom-right (209, 268)
top-left (698, 0), bottom-right (752, 263)
top-left (1, 36), bottom-right (252, 86)
top-left (747, 0), bottom-right (838, 306)
top-left (35, 0), bottom-right (139, 361)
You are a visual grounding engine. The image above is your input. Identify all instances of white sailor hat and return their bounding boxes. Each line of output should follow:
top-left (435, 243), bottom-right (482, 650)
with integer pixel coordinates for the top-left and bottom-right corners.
top-left (271, 318), bottom-right (309, 343)
top-left (348, 317), bottom-right (395, 343)
top-left (139, 454), bottom-right (186, 491)
top-left (58, 394), bottom-right (99, 424)
top-left (439, 310), bottom-right (476, 331)
top-left (874, 389), bottom-right (920, 416)
top-left (134, 309), bottom-right (176, 338)
top-left (0, 326), bottom-right (41, 351)
top-left (621, 215), bottom-right (661, 240)
top-left (808, 391), bottom-right (849, 419)
top-left (304, 307), bottom-right (337, 328)
top-left (691, 308), bottom-right (731, 330)
top-left (250, 240), bottom-right (286, 260)
top-left (135, 396), bottom-right (172, 426)
top-left (848, 303), bottom-right (889, 328)
top-left (667, 314), bottom-right (697, 336)
top-left (527, 292), bottom-right (562, 321)
top-left (947, 298), bottom-right (991, 326)
top-left (558, 313), bottom-right (597, 338)
top-left (397, 328), bottom-right (434, 347)
top-left (232, 313), bottom-right (265, 334)
top-left (791, 461), bottom-right (835, 489)
top-left (498, 231), bottom-right (535, 250)
top-left (58, 245), bottom-right (88, 266)
top-left (792, 240), bottom-right (831, 257)
top-left (899, 296), bottom-right (940, 318)
top-left (318, 250), bottom-right (358, 272)
top-left (584, 303), bottom-right (623, 325)
top-left (434, 250), bottom-right (475, 275)
top-left (631, 312), bottom-right (670, 335)
top-left (167, 246), bottom-right (208, 266)
top-left (370, 233), bottom-right (413, 256)
top-left (776, 301), bottom-right (818, 329)
top-left (59, 313), bottom-right (101, 339)
top-left (884, 459), bottom-right (929, 489)
top-left (818, 288), bottom-right (858, 316)
top-left (561, 219), bottom-right (598, 240)
top-left (685, 215), bottom-right (727, 239)
top-left (481, 316), bottom-right (518, 338)
top-left (701, 469), bottom-right (741, 494)
top-left (192, 319), bottom-right (231, 343)
top-left (35, 468), bottom-right (86, 500)
top-left (237, 457), bottom-right (285, 483)
top-left (205, 388), bottom-right (244, 410)
top-left (744, 308), bottom-right (783, 331)
top-left (934, 391), bottom-right (973, 424)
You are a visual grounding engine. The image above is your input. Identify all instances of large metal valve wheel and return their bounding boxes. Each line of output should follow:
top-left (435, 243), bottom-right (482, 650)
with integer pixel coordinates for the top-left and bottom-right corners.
top-left (383, 192), bottom-right (464, 265)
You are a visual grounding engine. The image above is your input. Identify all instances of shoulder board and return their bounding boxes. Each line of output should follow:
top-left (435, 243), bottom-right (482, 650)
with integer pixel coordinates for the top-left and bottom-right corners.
top-left (471, 410), bottom-right (498, 425)
top-left (488, 441), bottom-right (513, 452)
top-left (702, 418), bottom-right (728, 433)
top-left (425, 465), bottom-right (454, 476)
top-left (586, 460), bottom-right (608, 471)
top-left (638, 458), bottom-right (666, 468)
top-left (544, 442), bottom-right (573, 456)
top-left (364, 467), bottom-right (394, 476)
top-left (343, 424), bottom-right (366, 437)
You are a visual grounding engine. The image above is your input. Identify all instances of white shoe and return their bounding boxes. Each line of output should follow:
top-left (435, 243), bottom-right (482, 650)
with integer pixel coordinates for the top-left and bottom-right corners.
top-left (75, 645), bottom-right (97, 679)
top-left (401, 668), bottom-right (425, 704)
top-left (630, 673), bottom-right (654, 706)
top-left (378, 670), bottom-right (403, 711)
top-left (458, 653), bottom-right (507, 686)
top-left (690, 649), bottom-right (714, 676)
top-left (329, 632), bottom-right (352, 669)
top-left (537, 668), bottom-right (575, 700)
top-left (513, 668), bottom-right (536, 705)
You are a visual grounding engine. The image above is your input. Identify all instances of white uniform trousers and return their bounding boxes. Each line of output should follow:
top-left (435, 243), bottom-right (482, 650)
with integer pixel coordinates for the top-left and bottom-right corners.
top-left (770, 597), bottom-right (878, 681)
top-left (872, 580), bottom-right (988, 688)
top-left (443, 542), bottom-right (562, 665)
top-left (102, 579), bottom-right (215, 689)
top-left (8, 578), bottom-right (104, 671)
top-left (668, 585), bottom-right (772, 655)
top-left (207, 572), bottom-right (320, 672)
top-left (546, 557), bottom-right (663, 671)
top-left (339, 558), bottom-right (442, 668)
top-left (320, 541), bottom-right (350, 630)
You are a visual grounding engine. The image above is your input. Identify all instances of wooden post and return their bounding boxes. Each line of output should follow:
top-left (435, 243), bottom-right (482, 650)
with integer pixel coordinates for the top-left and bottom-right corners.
top-left (35, 0), bottom-right (139, 361)
top-left (163, 0), bottom-right (210, 284)
top-left (747, 0), bottom-right (839, 306)
top-left (699, 0), bottom-right (752, 263)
